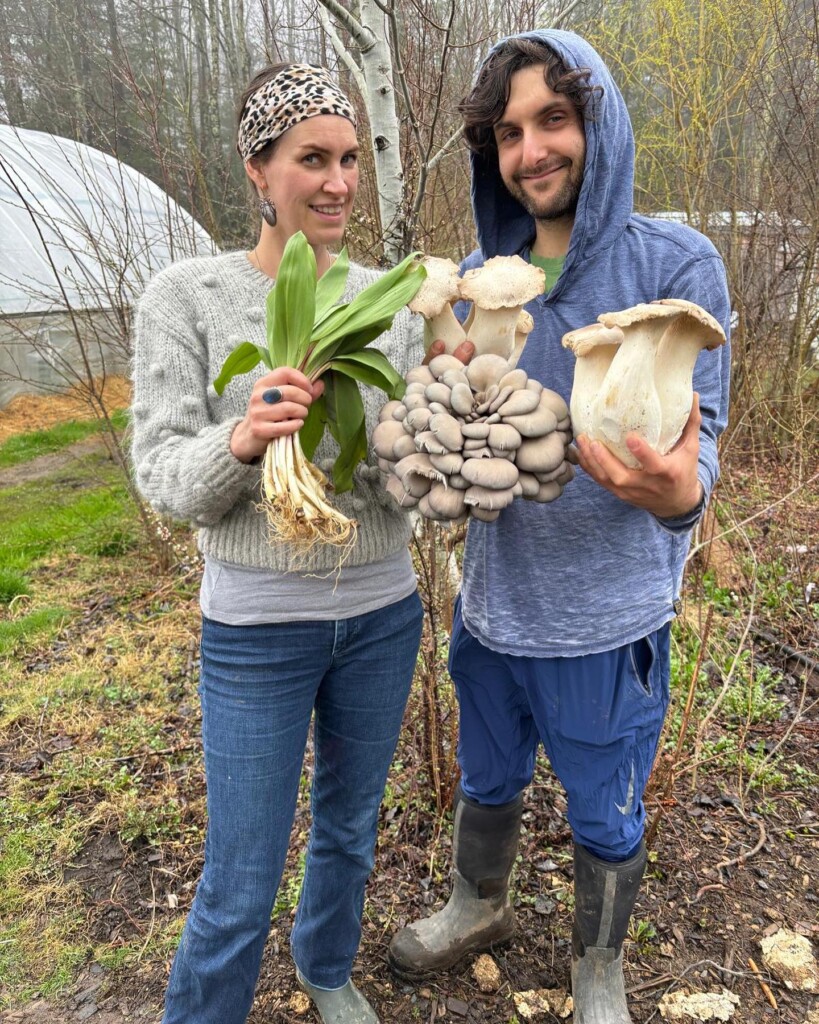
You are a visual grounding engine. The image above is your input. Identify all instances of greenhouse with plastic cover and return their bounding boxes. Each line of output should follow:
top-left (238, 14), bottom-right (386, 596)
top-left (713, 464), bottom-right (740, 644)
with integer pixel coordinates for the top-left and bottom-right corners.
top-left (0, 126), bottom-right (214, 408)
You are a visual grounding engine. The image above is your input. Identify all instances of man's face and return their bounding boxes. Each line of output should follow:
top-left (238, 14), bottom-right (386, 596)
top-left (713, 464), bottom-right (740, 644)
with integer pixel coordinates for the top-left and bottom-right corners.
top-left (493, 64), bottom-right (586, 224)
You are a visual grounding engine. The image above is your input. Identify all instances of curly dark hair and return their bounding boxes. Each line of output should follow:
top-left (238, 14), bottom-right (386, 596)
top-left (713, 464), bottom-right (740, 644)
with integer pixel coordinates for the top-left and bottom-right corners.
top-left (459, 38), bottom-right (603, 155)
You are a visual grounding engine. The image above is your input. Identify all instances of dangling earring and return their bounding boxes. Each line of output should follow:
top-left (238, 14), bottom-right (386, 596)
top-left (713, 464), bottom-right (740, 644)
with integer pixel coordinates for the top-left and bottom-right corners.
top-left (258, 189), bottom-right (277, 227)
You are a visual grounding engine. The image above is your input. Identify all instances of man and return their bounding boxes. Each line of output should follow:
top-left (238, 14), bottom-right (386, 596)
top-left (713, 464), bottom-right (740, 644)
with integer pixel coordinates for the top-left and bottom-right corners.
top-left (389, 30), bottom-right (731, 1024)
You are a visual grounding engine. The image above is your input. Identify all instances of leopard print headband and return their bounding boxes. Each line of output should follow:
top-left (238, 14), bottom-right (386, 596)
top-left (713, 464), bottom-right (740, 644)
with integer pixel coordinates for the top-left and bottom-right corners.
top-left (237, 64), bottom-right (357, 162)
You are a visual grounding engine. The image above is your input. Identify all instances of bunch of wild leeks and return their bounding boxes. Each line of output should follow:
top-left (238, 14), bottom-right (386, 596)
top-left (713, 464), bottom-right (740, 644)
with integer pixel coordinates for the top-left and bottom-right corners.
top-left (214, 231), bottom-right (426, 549)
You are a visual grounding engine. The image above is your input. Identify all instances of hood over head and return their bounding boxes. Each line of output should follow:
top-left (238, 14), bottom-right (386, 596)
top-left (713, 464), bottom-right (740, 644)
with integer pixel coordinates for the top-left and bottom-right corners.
top-left (468, 30), bottom-right (634, 265)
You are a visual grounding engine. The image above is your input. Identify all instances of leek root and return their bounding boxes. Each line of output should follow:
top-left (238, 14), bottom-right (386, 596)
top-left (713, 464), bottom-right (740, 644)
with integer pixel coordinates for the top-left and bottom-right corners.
top-left (262, 432), bottom-right (355, 550)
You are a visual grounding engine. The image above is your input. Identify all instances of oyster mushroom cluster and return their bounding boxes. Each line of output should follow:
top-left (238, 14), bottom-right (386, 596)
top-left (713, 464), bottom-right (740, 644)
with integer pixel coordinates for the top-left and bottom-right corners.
top-left (562, 298), bottom-right (726, 468)
top-left (409, 254), bottom-right (544, 364)
top-left (374, 352), bottom-right (575, 524)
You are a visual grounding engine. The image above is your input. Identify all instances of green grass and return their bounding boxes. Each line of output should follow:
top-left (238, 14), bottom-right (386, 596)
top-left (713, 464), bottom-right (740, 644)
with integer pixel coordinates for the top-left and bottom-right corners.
top-left (0, 461), bottom-right (138, 577)
top-left (0, 437), bottom-right (139, 655)
top-left (0, 422), bottom-right (198, 1005)
top-left (0, 410), bottom-right (128, 469)
top-left (0, 607), bottom-right (70, 656)
top-left (0, 567), bottom-right (30, 604)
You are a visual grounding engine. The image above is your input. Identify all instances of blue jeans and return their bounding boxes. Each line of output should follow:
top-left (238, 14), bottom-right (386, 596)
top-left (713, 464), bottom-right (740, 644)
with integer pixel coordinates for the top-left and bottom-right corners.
top-left (162, 592), bottom-right (423, 1024)
top-left (450, 598), bottom-right (670, 860)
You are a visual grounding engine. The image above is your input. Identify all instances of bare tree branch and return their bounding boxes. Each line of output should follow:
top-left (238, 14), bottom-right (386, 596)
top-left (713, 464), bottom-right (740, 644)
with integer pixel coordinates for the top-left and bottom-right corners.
top-left (316, 4), bottom-right (368, 100)
top-left (427, 124), bottom-right (465, 173)
top-left (316, 0), bottom-right (377, 54)
top-left (553, 0), bottom-right (586, 29)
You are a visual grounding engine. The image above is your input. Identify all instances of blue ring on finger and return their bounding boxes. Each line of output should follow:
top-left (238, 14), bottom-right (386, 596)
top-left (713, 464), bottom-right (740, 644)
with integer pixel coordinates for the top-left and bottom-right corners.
top-left (262, 386), bottom-right (283, 405)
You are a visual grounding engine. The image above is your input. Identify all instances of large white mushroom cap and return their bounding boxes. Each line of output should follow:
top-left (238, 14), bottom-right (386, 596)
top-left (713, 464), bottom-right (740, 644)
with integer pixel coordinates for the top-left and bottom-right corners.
top-left (459, 255), bottom-right (545, 309)
top-left (408, 256), bottom-right (462, 317)
top-left (597, 302), bottom-right (681, 330)
top-left (650, 298), bottom-right (726, 349)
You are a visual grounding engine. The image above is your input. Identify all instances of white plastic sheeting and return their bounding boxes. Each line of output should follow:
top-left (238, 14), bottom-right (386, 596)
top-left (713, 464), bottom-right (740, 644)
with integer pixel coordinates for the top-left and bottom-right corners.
top-left (0, 125), bottom-right (215, 316)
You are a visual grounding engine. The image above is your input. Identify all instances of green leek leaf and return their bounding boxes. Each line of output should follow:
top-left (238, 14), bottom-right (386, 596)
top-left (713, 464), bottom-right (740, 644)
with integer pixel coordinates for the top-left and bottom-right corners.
top-left (312, 261), bottom-right (425, 350)
top-left (334, 252), bottom-right (422, 319)
top-left (265, 286), bottom-right (288, 368)
top-left (213, 341), bottom-right (264, 396)
top-left (271, 232), bottom-right (317, 368)
top-left (323, 371), bottom-right (368, 494)
top-left (333, 417), bottom-right (368, 496)
top-left (314, 247), bottom-right (350, 323)
top-left (328, 349), bottom-right (406, 400)
top-left (299, 393), bottom-right (327, 461)
top-left (304, 317), bottom-right (394, 376)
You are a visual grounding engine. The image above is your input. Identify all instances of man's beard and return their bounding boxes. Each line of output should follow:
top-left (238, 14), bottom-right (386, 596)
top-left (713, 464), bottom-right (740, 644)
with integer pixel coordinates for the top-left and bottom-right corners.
top-left (507, 159), bottom-right (583, 222)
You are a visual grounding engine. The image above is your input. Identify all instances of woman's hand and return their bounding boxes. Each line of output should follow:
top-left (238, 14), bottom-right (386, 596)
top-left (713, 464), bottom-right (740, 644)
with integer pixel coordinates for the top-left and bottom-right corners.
top-left (230, 367), bottom-right (324, 463)
top-left (575, 394), bottom-right (704, 518)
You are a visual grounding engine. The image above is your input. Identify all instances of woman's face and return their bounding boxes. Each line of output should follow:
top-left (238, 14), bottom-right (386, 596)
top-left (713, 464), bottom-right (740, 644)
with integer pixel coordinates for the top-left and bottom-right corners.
top-left (261, 115), bottom-right (359, 247)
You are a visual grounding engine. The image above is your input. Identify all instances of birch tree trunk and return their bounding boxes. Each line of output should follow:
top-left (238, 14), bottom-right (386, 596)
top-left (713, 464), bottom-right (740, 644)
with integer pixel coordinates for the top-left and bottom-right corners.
top-left (316, 0), bottom-right (406, 264)
top-left (356, 0), bottom-right (406, 263)
top-left (207, 0), bottom-right (222, 153)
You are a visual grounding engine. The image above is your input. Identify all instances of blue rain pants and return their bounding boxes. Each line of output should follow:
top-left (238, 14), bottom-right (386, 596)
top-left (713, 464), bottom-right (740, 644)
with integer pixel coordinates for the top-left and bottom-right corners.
top-left (449, 598), bottom-right (671, 861)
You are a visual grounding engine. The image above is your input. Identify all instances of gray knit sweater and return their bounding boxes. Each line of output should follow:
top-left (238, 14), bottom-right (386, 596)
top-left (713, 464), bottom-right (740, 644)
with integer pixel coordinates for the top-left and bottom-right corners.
top-left (131, 251), bottom-right (424, 572)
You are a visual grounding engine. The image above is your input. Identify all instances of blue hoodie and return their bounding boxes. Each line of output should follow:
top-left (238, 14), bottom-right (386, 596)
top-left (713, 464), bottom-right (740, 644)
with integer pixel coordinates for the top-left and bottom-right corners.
top-left (457, 30), bottom-right (731, 658)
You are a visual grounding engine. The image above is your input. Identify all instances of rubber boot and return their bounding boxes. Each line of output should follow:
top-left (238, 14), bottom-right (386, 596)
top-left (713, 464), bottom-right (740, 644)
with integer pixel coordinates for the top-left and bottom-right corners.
top-left (296, 968), bottom-right (379, 1024)
top-left (388, 785), bottom-right (523, 979)
top-left (571, 842), bottom-right (647, 1024)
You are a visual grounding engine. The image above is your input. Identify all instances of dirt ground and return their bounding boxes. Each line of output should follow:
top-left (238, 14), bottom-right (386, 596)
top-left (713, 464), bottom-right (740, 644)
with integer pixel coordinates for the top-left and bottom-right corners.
top-left (0, 437), bottom-right (111, 489)
top-left (3, 573), bottom-right (817, 1024)
top-left (3, 722), bottom-right (818, 1024)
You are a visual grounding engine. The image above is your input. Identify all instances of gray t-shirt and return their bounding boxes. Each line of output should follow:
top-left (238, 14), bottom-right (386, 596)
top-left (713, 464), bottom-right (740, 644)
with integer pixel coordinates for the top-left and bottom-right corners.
top-left (200, 547), bottom-right (417, 625)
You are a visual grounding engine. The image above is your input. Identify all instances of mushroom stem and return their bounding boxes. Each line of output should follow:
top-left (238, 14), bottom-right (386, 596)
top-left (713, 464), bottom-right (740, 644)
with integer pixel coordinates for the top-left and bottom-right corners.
top-left (561, 323), bottom-right (624, 440)
top-left (423, 305), bottom-right (468, 354)
top-left (651, 301), bottom-right (726, 451)
top-left (462, 307), bottom-right (521, 359)
top-left (593, 316), bottom-right (667, 468)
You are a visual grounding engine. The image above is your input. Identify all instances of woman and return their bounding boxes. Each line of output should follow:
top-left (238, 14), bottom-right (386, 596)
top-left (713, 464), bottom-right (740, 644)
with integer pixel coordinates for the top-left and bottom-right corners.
top-left (131, 63), bottom-right (425, 1024)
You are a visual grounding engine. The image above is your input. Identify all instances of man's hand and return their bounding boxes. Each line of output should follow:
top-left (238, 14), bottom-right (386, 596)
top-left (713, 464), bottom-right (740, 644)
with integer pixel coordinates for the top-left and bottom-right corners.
top-left (423, 339), bottom-right (475, 365)
top-left (575, 394), bottom-right (704, 519)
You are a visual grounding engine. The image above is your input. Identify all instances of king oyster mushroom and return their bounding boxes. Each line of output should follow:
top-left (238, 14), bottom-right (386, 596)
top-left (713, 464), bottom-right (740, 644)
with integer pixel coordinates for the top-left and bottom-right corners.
top-left (408, 256), bottom-right (467, 354)
top-left (562, 299), bottom-right (726, 468)
top-left (459, 256), bottom-right (545, 360)
top-left (593, 304), bottom-right (681, 466)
